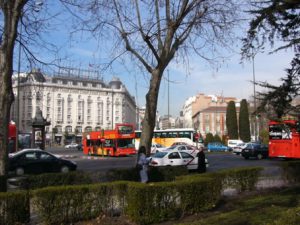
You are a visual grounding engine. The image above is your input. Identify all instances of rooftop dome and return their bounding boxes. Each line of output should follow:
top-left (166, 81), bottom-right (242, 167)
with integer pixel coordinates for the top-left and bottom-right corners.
top-left (109, 77), bottom-right (122, 89)
top-left (25, 69), bottom-right (46, 83)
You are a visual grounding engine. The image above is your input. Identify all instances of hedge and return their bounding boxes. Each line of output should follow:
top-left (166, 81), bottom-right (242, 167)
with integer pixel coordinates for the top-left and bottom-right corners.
top-left (0, 191), bottom-right (30, 225)
top-left (0, 166), bottom-right (265, 225)
top-left (11, 171), bottom-right (94, 190)
top-left (281, 161), bottom-right (300, 184)
top-left (32, 181), bottom-right (128, 225)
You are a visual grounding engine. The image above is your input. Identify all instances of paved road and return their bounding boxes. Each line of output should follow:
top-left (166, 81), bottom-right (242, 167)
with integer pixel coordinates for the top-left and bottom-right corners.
top-left (46, 147), bottom-right (284, 175)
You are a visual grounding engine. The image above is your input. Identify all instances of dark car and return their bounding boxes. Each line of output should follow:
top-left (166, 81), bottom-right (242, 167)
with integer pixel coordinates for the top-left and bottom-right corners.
top-left (9, 149), bottom-right (77, 176)
top-left (241, 143), bottom-right (269, 160)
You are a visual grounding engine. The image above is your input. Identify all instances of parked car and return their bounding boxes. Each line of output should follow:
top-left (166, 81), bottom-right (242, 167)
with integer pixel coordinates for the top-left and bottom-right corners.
top-left (241, 143), bottom-right (269, 160)
top-left (77, 143), bottom-right (83, 151)
top-left (65, 142), bottom-right (79, 149)
top-left (207, 142), bottom-right (231, 152)
top-left (227, 139), bottom-right (244, 149)
top-left (149, 150), bottom-right (208, 170)
top-left (151, 143), bottom-right (167, 154)
top-left (9, 149), bottom-right (77, 175)
top-left (166, 144), bottom-right (199, 156)
top-left (232, 143), bottom-right (248, 155)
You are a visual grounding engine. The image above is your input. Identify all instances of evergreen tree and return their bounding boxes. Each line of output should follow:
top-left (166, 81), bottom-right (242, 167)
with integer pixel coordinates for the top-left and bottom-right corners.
top-left (242, 0), bottom-right (300, 119)
top-left (213, 134), bottom-right (222, 143)
top-left (239, 99), bottom-right (251, 142)
top-left (226, 101), bottom-right (239, 139)
top-left (204, 133), bottom-right (214, 146)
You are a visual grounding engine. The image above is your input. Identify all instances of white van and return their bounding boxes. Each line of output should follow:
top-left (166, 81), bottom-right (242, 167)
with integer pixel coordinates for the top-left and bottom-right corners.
top-left (227, 139), bottom-right (244, 149)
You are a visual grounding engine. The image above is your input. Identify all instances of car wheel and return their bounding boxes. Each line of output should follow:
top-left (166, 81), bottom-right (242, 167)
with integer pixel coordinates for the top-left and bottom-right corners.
top-left (244, 156), bottom-right (249, 160)
top-left (61, 166), bottom-right (70, 173)
top-left (257, 153), bottom-right (263, 160)
top-left (15, 167), bottom-right (24, 176)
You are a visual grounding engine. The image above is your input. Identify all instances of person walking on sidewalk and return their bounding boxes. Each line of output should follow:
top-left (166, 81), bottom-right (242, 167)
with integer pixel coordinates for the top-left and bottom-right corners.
top-left (137, 146), bottom-right (150, 183)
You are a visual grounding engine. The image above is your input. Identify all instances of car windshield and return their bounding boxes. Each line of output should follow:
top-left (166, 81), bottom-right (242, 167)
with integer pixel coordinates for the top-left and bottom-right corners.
top-left (167, 145), bottom-right (177, 150)
top-left (153, 151), bottom-right (168, 158)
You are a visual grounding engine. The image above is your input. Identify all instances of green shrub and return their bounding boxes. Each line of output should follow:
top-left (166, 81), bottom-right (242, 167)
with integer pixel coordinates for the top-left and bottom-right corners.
top-left (148, 166), bottom-right (189, 182)
top-left (22, 171), bottom-right (93, 190)
top-left (32, 181), bottom-right (128, 225)
top-left (210, 167), bottom-right (263, 192)
top-left (281, 161), bottom-right (300, 184)
top-left (106, 166), bottom-right (189, 183)
top-left (0, 191), bottom-right (30, 225)
top-left (274, 206), bottom-right (300, 225)
top-left (126, 176), bottom-right (221, 225)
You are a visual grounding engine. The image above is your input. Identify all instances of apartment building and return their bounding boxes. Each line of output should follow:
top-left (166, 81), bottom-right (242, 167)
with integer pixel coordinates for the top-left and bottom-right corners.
top-left (183, 93), bottom-right (238, 137)
top-left (11, 68), bottom-right (137, 145)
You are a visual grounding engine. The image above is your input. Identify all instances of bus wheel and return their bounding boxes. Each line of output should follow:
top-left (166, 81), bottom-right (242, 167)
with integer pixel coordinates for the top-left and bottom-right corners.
top-left (257, 154), bottom-right (263, 160)
top-left (15, 167), bottom-right (24, 176)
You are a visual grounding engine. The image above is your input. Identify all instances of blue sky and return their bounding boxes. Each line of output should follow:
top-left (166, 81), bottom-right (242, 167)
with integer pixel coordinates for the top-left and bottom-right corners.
top-left (9, 1), bottom-right (295, 117)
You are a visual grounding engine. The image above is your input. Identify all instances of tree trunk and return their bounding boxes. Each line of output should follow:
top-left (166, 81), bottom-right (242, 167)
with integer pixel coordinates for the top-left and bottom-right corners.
top-left (140, 69), bottom-right (163, 156)
top-left (0, 0), bottom-right (24, 176)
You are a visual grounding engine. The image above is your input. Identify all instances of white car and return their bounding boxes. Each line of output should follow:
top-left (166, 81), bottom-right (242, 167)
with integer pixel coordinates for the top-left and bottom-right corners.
top-left (165, 145), bottom-right (199, 156)
top-left (149, 150), bottom-right (208, 170)
top-left (64, 143), bottom-right (79, 149)
top-left (151, 143), bottom-right (167, 154)
top-left (232, 143), bottom-right (248, 155)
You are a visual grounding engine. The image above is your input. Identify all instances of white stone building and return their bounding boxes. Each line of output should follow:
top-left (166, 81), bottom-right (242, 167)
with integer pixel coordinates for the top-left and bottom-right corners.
top-left (11, 68), bottom-right (137, 145)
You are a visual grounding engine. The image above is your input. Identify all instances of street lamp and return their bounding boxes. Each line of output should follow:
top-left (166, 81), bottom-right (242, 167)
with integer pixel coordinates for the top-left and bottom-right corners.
top-left (252, 51), bottom-right (258, 142)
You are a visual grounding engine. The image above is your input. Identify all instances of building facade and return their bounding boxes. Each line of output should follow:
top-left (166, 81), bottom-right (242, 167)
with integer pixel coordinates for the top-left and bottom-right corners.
top-left (11, 68), bottom-right (137, 145)
top-left (182, 93), bottom-right (238, 137)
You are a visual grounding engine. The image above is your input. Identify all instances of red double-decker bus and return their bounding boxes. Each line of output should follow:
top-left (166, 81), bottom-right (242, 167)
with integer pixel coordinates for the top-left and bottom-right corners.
top-left (82, 123), bottom-right (136, 156)
top-left (269, 120), bottom-right (300, 159)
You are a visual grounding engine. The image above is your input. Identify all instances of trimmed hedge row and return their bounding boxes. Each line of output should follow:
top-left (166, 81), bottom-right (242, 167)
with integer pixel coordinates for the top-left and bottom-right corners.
top-left (0, 191), bottom-right (30, 225)
top-left (281, 160), bottom-right (300, 184)
top-left (32, 181), bottom-right (128, 225)
top-left (24, 171), bottom-right (93, 190)
top-left (0, 166), bottom-right (268, 225)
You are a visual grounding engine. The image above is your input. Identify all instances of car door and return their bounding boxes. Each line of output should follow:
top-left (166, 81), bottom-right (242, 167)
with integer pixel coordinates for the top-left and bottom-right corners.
top-left (180, 152), bottom-right (197, 170)
top-left (39, 152), bottom-right (60, 173)
top-left (167, 152), bottom-right (183, 166)
top-left (19, 151), bottom-right (41, 174)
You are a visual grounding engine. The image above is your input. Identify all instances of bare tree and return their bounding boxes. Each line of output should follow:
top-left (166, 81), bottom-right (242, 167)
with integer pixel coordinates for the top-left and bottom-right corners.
top-left (0, 0), bottom-right (63, 176)
top-left (62, 0), bottom-right (240, 155)
top-left (0, 0), bottom-right (27, 176)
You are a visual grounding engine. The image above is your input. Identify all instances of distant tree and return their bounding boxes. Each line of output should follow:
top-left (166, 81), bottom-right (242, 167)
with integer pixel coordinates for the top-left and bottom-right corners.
top-left (213, 134), bottom-right (222, 143)
top-left (226, 101), bottom-right (238, 139)
top-left (242, 0), bottom-right (300, 119)
top-left (204, 133), bottom-right (214, 146)
top-left (239, 99), bottom-right (251, 142)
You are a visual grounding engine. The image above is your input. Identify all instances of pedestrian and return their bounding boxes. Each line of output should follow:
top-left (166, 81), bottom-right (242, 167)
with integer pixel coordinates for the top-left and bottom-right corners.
top-left (137, 146), bottom-right (150, 183)
top-left (197, 148), bottom-right (206, 173)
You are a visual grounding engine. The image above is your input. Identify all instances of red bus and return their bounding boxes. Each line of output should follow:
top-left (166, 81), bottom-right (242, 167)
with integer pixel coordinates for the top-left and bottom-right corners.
top-left (82, 123), bottom-right (136, 156)
top-left (269, 120), bottom-right (300, 159)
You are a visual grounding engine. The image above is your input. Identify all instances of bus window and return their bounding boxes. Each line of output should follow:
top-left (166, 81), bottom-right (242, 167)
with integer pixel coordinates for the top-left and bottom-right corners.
top-left (135, 131), bottom-right (141, 138)
top-left (161, 132), bottom-right (167, 138)
top-left (117, 139), bottom-right (135, 148)
top-left (104, 139), bottom-right (113, 147)
top-left (154, 132), bottom-right (161, 138)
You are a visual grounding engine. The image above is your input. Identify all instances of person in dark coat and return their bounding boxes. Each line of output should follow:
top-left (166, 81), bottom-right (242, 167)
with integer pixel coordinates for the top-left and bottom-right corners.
top-left (197, 148), bottom-right (206, 173)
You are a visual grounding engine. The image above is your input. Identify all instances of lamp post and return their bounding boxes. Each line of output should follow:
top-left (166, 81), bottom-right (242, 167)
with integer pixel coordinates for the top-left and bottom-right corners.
top-left (252, 52), bottom-right (257, 142)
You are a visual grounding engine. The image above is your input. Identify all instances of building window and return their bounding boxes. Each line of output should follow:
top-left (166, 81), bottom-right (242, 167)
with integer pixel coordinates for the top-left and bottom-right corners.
top-left (77, 95), bottom-right (84, 123)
